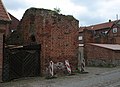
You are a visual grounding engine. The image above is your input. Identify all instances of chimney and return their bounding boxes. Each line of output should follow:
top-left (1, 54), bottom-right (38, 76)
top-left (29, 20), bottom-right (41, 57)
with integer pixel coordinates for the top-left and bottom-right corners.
top-left (109, 19), bottom-right (111, 22)
top-left (116, 14), bottom-right (118, 20)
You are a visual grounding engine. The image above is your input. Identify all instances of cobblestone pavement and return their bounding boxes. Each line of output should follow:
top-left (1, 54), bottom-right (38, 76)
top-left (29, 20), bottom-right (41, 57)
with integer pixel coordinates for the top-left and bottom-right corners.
top-left (0, 67), bottom-right (120, 87)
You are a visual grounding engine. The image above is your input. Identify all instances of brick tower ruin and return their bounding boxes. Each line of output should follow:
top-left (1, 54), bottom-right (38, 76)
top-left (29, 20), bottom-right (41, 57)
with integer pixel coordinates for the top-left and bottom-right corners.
top-left (18, 8), bottom-right (79, 75)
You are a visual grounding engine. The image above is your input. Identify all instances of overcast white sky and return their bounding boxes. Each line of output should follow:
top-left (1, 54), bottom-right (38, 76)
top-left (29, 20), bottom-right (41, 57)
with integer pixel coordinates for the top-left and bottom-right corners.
top-left (3, 0), bottom-right (120, 26)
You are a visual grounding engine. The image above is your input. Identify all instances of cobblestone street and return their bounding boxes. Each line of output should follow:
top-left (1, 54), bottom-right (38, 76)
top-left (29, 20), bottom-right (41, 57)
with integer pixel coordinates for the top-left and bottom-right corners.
top-left (0, 67), bottom-right (120, 87)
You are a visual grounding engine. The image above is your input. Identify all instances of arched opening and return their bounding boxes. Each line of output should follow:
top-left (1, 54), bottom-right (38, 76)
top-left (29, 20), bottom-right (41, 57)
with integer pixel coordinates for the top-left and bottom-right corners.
top-left (30, 34), bottom-right (36, 42)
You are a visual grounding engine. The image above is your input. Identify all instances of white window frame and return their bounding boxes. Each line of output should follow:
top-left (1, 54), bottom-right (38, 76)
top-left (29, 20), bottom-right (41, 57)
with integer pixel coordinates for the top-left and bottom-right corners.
top-left (113, 28), bottom-right (117, 33)
top-left (78, 36), bottom-right (83, 40)
top-left (11, 29), bottom-right (14, 32)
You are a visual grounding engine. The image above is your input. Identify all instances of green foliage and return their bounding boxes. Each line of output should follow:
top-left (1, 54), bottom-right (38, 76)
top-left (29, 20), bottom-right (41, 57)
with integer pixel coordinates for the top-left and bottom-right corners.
top-left (53, 7), bottom-right (61, 14)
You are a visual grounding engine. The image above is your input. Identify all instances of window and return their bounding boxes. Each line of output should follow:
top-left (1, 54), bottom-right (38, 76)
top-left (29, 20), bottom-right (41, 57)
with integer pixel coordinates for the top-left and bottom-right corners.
top-left (102, 31), bottom-right (108, 34)
top-left (104, 31), bottom-right (108, 34)
top-left (11, 29), bottom-right (14, 32)
top-left (113, 28), bottom-right (117, 33)
top-left (78, 36), bottom-right (83, 40)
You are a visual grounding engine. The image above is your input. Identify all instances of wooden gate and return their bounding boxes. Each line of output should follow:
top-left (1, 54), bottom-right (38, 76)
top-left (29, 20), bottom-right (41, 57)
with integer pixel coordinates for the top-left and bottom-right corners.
top-left (2, 44), bottom-right (41, 82)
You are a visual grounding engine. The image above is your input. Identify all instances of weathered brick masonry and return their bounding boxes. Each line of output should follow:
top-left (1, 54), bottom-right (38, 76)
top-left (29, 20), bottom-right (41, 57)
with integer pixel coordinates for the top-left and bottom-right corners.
top-left (0, 34), bottom-right (3, 80)
top-left (86, 43), bottom-right (120, 66)
top-left (18, 8), bottom-right (79, 75)
top-left (82, 20), bottom-right (120, 66)
top-left (0, 0), bottom-right (11, 81)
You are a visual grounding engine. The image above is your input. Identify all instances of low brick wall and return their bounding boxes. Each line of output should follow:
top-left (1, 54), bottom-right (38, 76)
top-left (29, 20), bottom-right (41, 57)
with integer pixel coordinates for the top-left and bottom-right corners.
top-left (85, 44), bottom-right (120, 67)
top-left (88, 59), bottom-right (120, 67)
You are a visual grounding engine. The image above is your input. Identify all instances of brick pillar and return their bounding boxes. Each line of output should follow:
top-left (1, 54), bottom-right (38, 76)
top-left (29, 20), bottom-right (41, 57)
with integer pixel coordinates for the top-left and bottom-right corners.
top-left (83, 29), bottom-right (94, 65)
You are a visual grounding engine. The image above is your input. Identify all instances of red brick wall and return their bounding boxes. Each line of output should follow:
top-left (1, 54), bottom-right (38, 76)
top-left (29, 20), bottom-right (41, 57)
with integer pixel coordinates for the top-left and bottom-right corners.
top-left (19, 8), bottom-right (79, 74)
top-left (83, 29), bottom-right (108, 44)
top-left (85, 43), bottom-right (120, 66)
top-left (83, 29), bottom-right (94, 43)
top-left (0, 24), bottom-right (6, 33)
top-left (0, 23), bottom-right (10, 36)
top-left (114, 51), bottom-right (120, 60)
top-left (0, 33), bottom-right (3, 81)
top-left (86, 44), bottom-right (114, 60)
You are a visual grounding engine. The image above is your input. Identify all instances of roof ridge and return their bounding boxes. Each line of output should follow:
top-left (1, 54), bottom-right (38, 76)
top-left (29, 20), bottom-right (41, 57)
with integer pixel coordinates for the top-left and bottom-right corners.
top-left (88, 21), bottom-right (114, 27)
top-left (0, 0), bottom-right (11, 21)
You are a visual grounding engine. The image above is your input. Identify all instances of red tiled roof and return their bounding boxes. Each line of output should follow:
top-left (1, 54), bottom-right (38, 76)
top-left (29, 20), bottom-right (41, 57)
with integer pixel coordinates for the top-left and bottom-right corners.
top-left (79, 21), bottom-right (115, 32)
top-left (0, 0), bottom-right (11, 21)
top-left (88, 22), bottom-right (113, 31)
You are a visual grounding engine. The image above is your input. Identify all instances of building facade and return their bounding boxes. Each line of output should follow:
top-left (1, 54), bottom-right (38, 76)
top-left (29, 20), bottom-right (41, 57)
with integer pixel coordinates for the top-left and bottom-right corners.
top-left (0, 0), bottom-right (11, 35)
top-left (0, 0), bottom-right (11, 81)
top-left (79, 20), bottom-right (120, 66)
top-left (107, 20), bottom-right (120, 44)
top-left (79, 20), bottom-right (114, 44)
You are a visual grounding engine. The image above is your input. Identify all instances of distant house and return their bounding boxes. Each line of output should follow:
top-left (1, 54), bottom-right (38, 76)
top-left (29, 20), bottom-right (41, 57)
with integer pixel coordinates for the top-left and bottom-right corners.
top-left (9, 13), bottom-right (19, 33)
top-left (5, 13), bottom-right (20, 45)
top-left (107, 20), bottom-right (120, 44)
top-left (79, 20), bottom-right (115, 44)
top-left (0, 0), bottom-right (11, 35)
top-left (78, 20), bottom-right (120, 66)
top-left (0, 0), bottom-right (11, 81)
